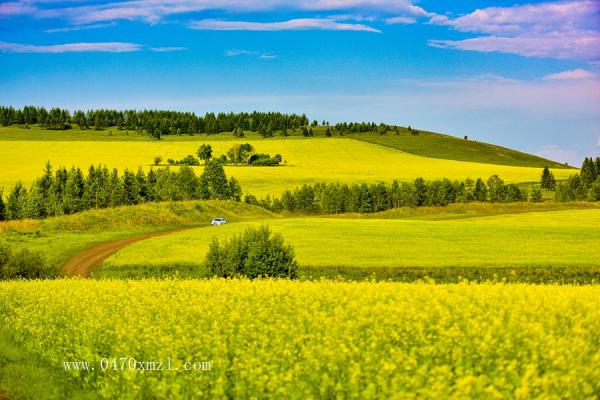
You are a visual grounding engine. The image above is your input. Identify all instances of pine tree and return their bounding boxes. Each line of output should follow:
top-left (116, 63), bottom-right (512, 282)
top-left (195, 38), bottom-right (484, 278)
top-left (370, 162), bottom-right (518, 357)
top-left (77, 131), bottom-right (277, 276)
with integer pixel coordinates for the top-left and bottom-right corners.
top-left (122, 169), bottom-right (140, 205)
top-left (228, 177), bottom-right (242, 201)
top-left (7, 183), bottom-right (27, 220)
top-left (200, 160), bottom-right (230, 200)
top-left (580, 157), bottom-right (597, 188)
top-left (540, 167), bottom-right (556, 190)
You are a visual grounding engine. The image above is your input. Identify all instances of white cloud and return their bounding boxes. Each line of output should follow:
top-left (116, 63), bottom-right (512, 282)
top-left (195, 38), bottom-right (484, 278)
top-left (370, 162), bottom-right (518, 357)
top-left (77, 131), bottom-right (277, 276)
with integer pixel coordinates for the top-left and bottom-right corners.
top-left (150, 46), bottom-right (187, 52)
top-left (14, 0), bottom-right (426, 24)
top-left (429, 0), bottom-right (600, 60)
top-left (259, 53), bottom-right (278, 60)
top-left (0, 1), bottom-right (34, 17)
top-left (225, 49), bottom-right (258, 57)
top-left (0, 41), bottom-right (141, 53)
top-left (543, 69), bottom-right (595, 81)
top-left (429, 33), bottom-right (600, 59)
top-left (226, 49), bottom-right (278, 60)
top-left (385, 16), bottom-right (416, 25)
top-left (45, 22), bottom-right (117, 33)
top-left (190, 18), bottom-right (381, 33)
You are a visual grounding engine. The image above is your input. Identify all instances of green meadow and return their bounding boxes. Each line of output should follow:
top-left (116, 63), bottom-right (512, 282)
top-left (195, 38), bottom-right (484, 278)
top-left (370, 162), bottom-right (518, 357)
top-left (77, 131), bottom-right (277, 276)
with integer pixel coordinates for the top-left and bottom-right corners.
top-left (103, 208), bottom-right (600, 274)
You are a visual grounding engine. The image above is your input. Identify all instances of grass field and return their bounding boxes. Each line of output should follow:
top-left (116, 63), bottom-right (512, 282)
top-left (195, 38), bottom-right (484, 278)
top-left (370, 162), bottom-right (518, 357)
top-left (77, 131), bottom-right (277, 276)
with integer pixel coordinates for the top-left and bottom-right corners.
top-left (0, 201), bottom-right (276, 270)
top-left (0, 137), bottom-right (574, 197)
top-left (351, 130), bottom-right (570, 169)
top-left (0, 279), bottom-right (597, 399)
top-left (103, 208), bottom-right (600, 277)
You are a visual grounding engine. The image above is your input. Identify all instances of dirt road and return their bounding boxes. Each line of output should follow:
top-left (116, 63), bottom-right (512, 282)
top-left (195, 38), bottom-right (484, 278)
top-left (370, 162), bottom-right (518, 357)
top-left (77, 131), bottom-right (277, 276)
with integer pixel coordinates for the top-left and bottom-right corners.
top-left (63, 228), bottom-right (190, 277)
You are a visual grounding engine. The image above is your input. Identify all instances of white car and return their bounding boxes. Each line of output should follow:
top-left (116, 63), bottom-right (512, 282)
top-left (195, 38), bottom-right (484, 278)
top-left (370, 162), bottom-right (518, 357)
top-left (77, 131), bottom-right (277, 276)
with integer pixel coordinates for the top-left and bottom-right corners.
top-left (211, 217), bottom-right (227, 226)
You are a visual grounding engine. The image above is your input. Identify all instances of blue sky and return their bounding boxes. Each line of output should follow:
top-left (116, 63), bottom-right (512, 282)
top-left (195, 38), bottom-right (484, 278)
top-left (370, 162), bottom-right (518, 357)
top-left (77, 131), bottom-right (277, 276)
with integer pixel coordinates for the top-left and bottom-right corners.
top-left (1, 0), bottom-right (599, 165)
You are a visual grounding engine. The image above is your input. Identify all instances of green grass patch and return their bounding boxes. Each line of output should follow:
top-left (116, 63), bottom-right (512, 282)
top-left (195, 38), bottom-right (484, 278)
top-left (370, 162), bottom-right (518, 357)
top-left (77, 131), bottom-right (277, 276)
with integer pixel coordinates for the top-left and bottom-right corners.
top-left (104, 208), bottom-right (600, 275)
top-left (351, 130), bottom-right (570, 169)
top-left (0, 200), bottom-right (277, 272)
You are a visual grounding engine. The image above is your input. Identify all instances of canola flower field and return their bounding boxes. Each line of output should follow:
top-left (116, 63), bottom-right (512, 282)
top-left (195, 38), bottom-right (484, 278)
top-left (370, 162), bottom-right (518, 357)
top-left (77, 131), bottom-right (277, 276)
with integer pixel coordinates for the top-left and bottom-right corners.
top-left (0, 279), bottom-right (598, 399)
top-left (0, 138), bottom-right (574, 196)
top-left (104, 209), bottom-right (600, 273)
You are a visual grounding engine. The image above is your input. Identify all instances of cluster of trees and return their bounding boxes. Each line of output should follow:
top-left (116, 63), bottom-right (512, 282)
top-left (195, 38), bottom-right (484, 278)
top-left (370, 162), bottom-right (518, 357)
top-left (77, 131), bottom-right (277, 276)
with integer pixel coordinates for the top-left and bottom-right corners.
top-left (0, 106), bottom-right (309, 139)
top-left (539, 159), bottom-right (600, 202)
top-left (334, 122), bottom-right (400, 135)
top-left (554, 157), bottom-right (600, 202)
top-left (0, 161), bottom-right (241, 221)
top-left (246, 175), bottom-right (531, 214)
top-left (205, 225), bottom-right (298, 279)
top-left (159, 144), bottom-right (283, 169)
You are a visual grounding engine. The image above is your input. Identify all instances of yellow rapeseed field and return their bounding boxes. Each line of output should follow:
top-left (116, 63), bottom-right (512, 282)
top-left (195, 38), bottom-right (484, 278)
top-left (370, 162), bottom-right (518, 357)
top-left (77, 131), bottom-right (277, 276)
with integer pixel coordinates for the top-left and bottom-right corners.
top-left (0, 138), bottom-right (574, 196)
top-left (0, 279), bottom-right (598, 399)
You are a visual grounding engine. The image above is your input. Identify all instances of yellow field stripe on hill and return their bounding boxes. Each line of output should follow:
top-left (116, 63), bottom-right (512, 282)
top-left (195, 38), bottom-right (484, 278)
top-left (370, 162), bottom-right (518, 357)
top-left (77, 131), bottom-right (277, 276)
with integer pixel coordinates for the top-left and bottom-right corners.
top-left (0, 138), bottom-right (573, 196)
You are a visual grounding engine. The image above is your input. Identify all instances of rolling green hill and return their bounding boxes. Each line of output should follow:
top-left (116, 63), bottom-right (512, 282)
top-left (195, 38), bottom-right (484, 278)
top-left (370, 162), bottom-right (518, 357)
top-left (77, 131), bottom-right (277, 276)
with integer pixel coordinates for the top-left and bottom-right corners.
top-left (349, 128), bottom-right (570, 169)
top-left (0, 125), bottom-right (570, 170)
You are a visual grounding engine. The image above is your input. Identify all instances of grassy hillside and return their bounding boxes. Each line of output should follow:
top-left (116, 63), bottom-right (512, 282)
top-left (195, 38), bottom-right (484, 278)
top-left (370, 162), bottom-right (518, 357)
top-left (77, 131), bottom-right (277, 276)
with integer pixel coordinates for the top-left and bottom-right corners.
top-left (0, 125), bottom-right (569, 168)
top-left (104, 208), bottom-right (600, 276)
top-left (0, 137), bottom-right (574, 196)
top-left (0, 200), bottom-right (276, 270)
top-left (351, 129), bottom-right (570, 169)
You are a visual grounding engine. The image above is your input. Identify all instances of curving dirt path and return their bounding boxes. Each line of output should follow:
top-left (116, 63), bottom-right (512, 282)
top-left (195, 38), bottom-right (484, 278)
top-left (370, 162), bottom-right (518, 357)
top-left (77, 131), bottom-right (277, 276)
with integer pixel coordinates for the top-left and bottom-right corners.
top-left (63, 227), bottom-right (191, 277)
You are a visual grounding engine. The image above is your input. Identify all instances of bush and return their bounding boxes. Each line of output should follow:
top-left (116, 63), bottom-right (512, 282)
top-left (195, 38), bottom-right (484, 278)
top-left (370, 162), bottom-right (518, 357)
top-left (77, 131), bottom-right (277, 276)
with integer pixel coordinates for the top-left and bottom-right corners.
top-left (205, 226), bottom-right (298, 279)
top-left (0, 243), bottom-right (53, 280)
top-left (591, 177), bottom-right (600, 201)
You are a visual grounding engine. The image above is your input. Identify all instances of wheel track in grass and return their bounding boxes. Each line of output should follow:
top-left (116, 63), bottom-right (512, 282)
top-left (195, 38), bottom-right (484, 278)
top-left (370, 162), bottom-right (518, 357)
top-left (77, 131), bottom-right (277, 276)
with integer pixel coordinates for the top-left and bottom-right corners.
top-left (63, 227), bottom-right (192, 277)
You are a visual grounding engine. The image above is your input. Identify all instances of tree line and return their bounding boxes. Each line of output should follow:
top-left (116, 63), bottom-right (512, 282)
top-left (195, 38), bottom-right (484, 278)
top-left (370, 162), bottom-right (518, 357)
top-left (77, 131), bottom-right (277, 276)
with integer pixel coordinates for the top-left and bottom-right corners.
top-left (0, 106), bottom-right (310, 139)
top-left (0, 161), bottom-right (241, 221)
top-left (245, 175), bottom-right (533, 214)
top-left (554, 157), bottom-right (600, 201)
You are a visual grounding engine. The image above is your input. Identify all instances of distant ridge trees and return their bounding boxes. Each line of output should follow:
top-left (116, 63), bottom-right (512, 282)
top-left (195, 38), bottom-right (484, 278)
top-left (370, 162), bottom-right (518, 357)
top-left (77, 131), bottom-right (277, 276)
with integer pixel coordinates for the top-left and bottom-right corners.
top-left (0, 106), bottom-right (309, 137)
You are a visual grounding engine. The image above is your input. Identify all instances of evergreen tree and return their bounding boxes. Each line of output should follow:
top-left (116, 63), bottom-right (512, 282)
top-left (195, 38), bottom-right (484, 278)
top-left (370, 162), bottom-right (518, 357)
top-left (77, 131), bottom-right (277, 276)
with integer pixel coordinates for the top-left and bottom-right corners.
top-left (122, 169), bottom-right (141, 205)
top-left (540, 167), bottom-right (556, 190)
top-left (199, 160), bottom-right (230, 200)
top-left (580, 157), bottom-right (597, 188)
top-left (590, 176), bottom-right (600, 201)
top-left (414, 178), bottom-right (427, 206)
top-left (6, 183), bottom-right (27, 220)
top-left (229, 177), bottom-right (242, 201)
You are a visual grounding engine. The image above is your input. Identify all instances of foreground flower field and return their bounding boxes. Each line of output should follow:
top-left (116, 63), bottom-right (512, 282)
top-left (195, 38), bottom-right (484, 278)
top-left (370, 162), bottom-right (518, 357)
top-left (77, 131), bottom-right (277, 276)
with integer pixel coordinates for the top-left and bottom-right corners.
top-left (0, 279), bottom-right (598, 399)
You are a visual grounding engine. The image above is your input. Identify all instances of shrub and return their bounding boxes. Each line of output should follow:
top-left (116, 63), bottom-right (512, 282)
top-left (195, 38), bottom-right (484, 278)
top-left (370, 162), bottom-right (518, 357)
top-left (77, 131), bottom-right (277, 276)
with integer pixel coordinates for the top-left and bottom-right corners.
top-left (205, 226), bottom-right (298, 279)
top-left (590, 177), bottom-right (600, 201)
top-left (530, 187), bottom-right (543, 202)
top-left (0, 243), bottom-right (53, 280)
